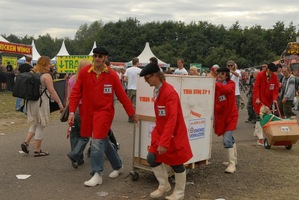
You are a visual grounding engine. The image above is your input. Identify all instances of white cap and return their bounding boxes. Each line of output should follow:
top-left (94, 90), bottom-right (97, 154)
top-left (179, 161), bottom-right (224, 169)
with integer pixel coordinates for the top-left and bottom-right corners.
top-left (212, 64), bottom-right (219, 69)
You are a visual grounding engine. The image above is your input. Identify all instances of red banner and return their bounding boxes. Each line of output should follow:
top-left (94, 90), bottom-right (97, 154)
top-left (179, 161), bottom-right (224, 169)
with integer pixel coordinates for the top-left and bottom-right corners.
top-left (0, 41), bottom-right (32, 55)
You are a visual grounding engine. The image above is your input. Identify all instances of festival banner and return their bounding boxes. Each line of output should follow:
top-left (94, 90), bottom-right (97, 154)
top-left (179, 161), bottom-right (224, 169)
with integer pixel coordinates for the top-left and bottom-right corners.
top-left (0, 41), bottom-right (32, 55)
top-left (56, 55), bottom-right (93, 73)
top-left (2, 56), bottom-right (18, 69)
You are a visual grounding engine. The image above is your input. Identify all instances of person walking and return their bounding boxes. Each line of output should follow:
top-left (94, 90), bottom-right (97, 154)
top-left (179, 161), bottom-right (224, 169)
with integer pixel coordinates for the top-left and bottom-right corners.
top-left (279, 66), bottom-right (296, 118)
top-left (253, 63), bottom-right (279, 115)
top-left (66, 59), bottom-right (92, 168)
top-left (16, 56), bottom-right (33, 111)
top-left (214, 67), bottom-right (238, 174)
top-left (68, 47), bottom-right (138, 187)
top-left (124, 57), bottom-right (141, 122)
top-left (139, 63), bottom-right (193, 200)
top-left (252, 63), bottom-right (279, 145)
top-left (20, 56), bottom-right (64, 156)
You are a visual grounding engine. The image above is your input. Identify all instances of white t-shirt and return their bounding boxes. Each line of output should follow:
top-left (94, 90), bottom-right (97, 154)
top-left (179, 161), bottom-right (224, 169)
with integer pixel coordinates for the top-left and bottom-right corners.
top-left (230, 69), bottom-right (241, 95)
top-left (124, 66), bottom-right (142, 90)
top-left (174, 68), bottom-right (188, 75)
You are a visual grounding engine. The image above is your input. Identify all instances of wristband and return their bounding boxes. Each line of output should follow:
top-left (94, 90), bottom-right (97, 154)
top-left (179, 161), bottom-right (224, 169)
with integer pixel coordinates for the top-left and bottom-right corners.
top-left (69, 112), bottom-right (74, 115)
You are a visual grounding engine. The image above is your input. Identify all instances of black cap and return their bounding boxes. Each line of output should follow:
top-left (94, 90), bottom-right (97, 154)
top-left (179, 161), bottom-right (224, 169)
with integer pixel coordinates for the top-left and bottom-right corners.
top-left (140, 63), bottom-right (160, 77)
top-left (267, 63), bottom-right (278, 72)
top-left (93, 47), bottom-right (108, 55)
top-left (216, 67), bottom-right (230, 73)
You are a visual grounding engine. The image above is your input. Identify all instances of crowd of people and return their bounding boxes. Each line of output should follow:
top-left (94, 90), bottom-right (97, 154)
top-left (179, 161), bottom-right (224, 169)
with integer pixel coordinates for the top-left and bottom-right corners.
top-left (8, 46), bottom-right (298, 200)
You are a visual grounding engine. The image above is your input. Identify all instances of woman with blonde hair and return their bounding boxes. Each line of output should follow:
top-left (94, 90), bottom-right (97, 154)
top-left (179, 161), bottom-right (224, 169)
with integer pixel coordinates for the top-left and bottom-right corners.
top-left (189, 66), bottom-right (199, 76)
top-left (67, 59), bottom-right (92, 168)
top-left (21, 56), bottom-right (64, 156)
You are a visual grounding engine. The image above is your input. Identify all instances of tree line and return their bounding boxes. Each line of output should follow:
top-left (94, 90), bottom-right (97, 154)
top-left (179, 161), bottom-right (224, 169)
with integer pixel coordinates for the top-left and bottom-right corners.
top-left (3, 18), bottom-right (299, 69)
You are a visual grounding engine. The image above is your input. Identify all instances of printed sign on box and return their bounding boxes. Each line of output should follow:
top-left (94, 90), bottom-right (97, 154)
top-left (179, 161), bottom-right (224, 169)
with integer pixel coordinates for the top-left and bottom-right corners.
top-left (189, 118), bottom-right (206, 140)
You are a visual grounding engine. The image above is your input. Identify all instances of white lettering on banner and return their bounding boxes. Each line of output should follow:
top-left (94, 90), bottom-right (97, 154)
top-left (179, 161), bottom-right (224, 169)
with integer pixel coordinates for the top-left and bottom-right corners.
top-left (219, 95), bottom-right (226, 101)
top-left (104, 84), bottom-right (112, 94)
top-left (189, 118), bottom-right (206, 140)
top-left (157, 106), bottom-right (166, 116)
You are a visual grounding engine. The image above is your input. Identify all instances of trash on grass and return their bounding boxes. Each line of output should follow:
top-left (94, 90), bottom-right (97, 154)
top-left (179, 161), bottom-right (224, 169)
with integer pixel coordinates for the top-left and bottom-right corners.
top-left (16, 175), bottom-right (31, 179)
top-left (97, 191), bottom-right (109, 197)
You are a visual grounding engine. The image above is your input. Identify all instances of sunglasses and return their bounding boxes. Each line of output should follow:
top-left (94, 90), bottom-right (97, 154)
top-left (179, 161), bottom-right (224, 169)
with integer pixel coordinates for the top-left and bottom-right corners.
top-left (228, 65), bottom-right (234, 67)
top-left (93, 54), bottom-right (104, 58)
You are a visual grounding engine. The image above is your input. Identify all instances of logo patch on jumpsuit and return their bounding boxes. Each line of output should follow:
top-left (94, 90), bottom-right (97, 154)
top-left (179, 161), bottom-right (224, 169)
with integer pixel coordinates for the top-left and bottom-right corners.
top-left (219, 95), bottom-right (226, 101)
top-left (158, 106), bottom-right (166, 116)
top-left (104, 84), bottom-right (112, 94)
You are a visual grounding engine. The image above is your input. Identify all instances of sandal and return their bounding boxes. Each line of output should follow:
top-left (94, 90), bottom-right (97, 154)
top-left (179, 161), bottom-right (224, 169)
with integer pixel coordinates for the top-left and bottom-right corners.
top-left (34, 150), bottom-right (49, 157)
top-left (21, 142), bottom-right (29, 154)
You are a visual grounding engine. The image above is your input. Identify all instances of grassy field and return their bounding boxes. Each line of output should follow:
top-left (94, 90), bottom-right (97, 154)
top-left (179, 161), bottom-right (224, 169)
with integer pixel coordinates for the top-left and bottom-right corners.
top-left (0, 91), bottom-right (28, 133)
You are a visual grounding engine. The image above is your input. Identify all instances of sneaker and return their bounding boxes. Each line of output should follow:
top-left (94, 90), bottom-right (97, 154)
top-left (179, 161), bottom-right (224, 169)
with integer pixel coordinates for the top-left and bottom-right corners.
top-left (109, 165), bottom-right (124, 178)
top-left (67, 154), bottom-right (78, 169)
top-left (21, 142), bottom-right (29, 154)
top-left (257, 139), bottom-right (264, 146)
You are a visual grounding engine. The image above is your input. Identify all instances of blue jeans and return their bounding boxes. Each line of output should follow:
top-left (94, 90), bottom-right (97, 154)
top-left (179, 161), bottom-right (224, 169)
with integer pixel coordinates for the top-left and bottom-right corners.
top-left (16, 98), bottom-right (23, 110)
top-left (69, 109), bottom-right (89, 162)
top-left (90, 137), bottom-right (122, 174)
top-left (223, 130), bottom-right (235, 148)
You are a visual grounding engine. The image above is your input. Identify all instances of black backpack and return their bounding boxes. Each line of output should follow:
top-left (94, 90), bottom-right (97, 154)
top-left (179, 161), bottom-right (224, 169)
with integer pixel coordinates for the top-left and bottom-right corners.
top-left (13, 71), bottom-right (46, 101)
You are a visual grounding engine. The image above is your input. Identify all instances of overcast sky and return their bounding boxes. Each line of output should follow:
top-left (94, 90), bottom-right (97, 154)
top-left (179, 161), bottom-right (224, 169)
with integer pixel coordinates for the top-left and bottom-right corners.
top-left (1, 0), bottom-right (298, 39)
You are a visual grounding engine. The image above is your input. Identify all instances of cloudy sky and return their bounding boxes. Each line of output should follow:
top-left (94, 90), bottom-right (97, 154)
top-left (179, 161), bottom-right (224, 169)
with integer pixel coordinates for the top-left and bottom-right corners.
top-left (1, 0), bottom-right (298, 39)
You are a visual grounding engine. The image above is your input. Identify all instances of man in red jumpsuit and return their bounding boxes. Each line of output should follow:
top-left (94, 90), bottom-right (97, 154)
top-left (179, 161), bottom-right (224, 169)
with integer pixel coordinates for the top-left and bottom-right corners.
top-left (139, 63), bottom-right (193, 200)
top-left (252, 63), bottom-right (279, 145)
top-left (253, 63), bottom-right (279, 115)
top-left (68, 47), bottom-right (138, 187)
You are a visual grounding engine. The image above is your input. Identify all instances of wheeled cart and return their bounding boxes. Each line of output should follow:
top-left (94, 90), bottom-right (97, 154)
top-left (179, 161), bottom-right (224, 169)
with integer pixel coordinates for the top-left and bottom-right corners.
top-left (131, 75), bottom-right (215, 181)
top-left (263, 119), bottom-right (299, 150)
top-left (260, 103), bottom-right (299, 150)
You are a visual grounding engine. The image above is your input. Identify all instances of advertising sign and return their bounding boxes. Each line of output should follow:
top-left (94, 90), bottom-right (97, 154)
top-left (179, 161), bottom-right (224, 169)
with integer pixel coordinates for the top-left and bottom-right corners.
top-left (2, 56), bottom-right (18, 69)
top-left (0, 41), bottom-right (32, 55)
top-left (56, 55), bottom-right (93, 73)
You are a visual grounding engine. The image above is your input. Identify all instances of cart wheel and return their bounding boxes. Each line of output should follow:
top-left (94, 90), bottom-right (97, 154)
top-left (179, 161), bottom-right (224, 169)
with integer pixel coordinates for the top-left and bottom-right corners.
top-left (130, 171), bottom-right (139, 181)
top-left (264, 139), bottom-right (271, 149)
top-left (285, 144), bottom-right (292, 150)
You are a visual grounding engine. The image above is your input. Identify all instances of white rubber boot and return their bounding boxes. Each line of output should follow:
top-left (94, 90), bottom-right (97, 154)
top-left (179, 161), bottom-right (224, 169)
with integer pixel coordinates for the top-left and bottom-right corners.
top-left (223, 143), bottom-right (237, 166)
top-left (150, 164), bottom-right (171, 198)
top-left (165, 170), bottom-right (186, 200)
top-left (225, 148), bottom-right (237, 174)
top-left (84, 172), bottom-right (102, 187)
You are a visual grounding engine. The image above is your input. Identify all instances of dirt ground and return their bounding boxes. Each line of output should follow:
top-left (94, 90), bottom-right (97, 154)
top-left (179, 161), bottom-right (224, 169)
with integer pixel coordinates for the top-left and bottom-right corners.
top-left (1, 91), bottom-right (299, 200)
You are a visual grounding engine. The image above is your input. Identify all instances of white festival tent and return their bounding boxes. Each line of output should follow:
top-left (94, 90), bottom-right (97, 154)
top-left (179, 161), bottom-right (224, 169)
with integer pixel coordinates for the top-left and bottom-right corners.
top-left (0, 35), bottom-right (9, 42)
top-left (18, 40), bottom-right (41, 64)
top-left (56, 40), bottom-right (70, 56)
top-left (126, 42), bottom-right (170, 68)
top-left (51, 40), bottom-right (70, 64)
top-left (88, 41), bottom-right (97, 55)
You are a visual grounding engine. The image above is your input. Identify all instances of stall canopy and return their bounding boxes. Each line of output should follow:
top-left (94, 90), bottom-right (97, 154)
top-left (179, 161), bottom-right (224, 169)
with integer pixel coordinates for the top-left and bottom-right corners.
top-left (56, 40), bottom-right (70, 56)
top-left (88, 41), bottom-right (97, 55)
top-left (126, 42), bottom-right (170, 68)
top-left (0, 35), bottom-right (9, 43)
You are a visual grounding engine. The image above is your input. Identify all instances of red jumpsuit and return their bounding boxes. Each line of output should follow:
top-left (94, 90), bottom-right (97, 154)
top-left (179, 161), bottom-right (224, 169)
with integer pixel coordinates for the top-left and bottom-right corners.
top-left (252, 70), bottom-right (279, 114)
top-left (149, 82), bottom-right (193, 166)
top-left (214, 81), bottom-right (238, 136)
top-left (69, 64), bottom-right (135, 139)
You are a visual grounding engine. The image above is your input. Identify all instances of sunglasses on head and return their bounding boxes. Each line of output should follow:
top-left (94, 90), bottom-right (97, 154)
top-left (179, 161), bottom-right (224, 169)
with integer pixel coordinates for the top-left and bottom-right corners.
top-left (93, 54), bottom-right (104, 58)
